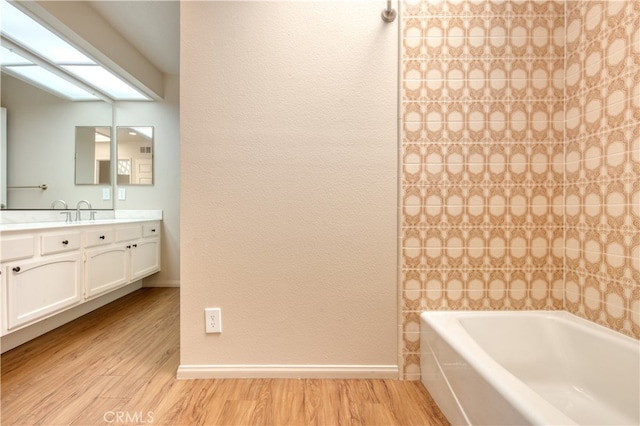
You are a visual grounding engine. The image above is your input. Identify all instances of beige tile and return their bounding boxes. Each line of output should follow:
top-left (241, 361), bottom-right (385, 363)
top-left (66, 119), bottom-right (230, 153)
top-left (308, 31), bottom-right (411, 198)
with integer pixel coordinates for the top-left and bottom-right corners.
top-left (399, 0), bottom-right (639, 378)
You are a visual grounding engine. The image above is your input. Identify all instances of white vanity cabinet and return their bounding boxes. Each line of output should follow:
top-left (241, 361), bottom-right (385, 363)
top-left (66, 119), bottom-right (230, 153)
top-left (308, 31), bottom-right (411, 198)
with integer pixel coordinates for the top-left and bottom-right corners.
top-left (84, 221), bottom-right (161, 299)
top-left (1, 219), bottom-right (161, 336)
top-left (84, 227), bottom-right (129, 299)
top-left (131, 223), bottom-right (161, 281)
top-left (2, 230), bottom-right (83, 332)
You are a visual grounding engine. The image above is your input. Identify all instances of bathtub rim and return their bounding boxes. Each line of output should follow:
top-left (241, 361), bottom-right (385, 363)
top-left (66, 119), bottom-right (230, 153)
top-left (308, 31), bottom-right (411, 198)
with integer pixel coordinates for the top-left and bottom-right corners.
top-left (420, 310), bottom-right (639, 425)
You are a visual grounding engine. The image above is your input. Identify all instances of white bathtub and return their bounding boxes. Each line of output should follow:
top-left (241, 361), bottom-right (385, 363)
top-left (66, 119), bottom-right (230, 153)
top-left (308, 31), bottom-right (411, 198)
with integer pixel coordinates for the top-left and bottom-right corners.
top-left (420, 311), bottom-right (640, 425)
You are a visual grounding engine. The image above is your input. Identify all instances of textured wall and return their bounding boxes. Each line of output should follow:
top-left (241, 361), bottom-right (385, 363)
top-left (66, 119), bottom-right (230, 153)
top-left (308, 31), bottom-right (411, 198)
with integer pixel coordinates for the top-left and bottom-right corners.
top-left (400, 0), bottom-right (639, 380)
top-left (180, 1), bottom-right (398, 375)
top-left (563, 0), bottom-right (639, 338)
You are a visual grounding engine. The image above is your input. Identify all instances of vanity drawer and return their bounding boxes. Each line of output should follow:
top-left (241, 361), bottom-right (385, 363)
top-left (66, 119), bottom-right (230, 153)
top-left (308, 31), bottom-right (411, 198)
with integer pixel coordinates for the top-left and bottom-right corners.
top-left (115, 225), bottom-right (142, 242)
top-left (41, 232), bottom-right (81, 255)
top-left (142, 222), bottom-right (160, 238)
top-left (85, 228), bottom-right (115, 248)
top-left (1, 235), bottom-right (36, 262)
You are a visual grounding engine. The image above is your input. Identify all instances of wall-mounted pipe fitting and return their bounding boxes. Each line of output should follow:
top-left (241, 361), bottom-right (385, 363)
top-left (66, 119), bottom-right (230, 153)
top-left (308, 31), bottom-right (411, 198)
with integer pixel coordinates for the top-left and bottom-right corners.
top-left (381, 0), bottom-right (396, 22)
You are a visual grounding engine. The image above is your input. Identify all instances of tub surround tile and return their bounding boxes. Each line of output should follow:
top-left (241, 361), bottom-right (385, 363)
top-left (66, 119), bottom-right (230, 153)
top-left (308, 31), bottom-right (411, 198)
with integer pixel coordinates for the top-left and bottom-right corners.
top-left (562, 0), bottom-right (639, 345)
top-left (400, 0), bottom-right (640, 379)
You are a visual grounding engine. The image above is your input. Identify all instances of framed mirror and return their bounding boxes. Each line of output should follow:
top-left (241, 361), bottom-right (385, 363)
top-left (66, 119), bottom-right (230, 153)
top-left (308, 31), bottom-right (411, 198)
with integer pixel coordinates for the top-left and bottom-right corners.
top-left (75, 126), bottom-right (112, 185)
top-left (116, 126), bottom-right (153, 185)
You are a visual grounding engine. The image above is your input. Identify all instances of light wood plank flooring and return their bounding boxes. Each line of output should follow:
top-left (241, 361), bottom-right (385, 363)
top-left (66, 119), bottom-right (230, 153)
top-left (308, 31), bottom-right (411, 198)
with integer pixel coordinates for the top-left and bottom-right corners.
top-left (1, 288), bottom-right (448, 425)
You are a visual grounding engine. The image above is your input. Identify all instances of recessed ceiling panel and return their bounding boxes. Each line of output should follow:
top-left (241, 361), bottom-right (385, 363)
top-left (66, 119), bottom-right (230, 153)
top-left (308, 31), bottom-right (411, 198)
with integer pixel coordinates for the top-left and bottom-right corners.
top-left (0, 0), bottom-right (151, 101)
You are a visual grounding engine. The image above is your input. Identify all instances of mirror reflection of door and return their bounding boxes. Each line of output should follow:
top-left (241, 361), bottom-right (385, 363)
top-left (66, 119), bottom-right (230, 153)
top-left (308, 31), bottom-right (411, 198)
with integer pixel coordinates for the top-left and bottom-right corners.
top-left (116, 127), bottom-right (153, 185)
top-left (97, 160), bottom-right (111, 184)
top-left (75, 126), bottom-right (111, 185)
top-left (135, 159), bottom-right (153, 184)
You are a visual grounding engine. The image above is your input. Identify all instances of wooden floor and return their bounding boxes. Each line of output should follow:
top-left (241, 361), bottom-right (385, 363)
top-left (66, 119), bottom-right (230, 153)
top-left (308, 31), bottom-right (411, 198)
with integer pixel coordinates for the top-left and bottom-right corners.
top-left (1, 288), bottom-right (448, 425)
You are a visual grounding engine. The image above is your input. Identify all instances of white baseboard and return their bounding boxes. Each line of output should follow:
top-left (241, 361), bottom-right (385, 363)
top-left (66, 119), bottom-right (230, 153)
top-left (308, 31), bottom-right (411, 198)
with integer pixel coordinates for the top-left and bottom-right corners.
top-left (142, 280), bottom-right (180, 287)
top-left (176, 364), bottom-right (399, 380)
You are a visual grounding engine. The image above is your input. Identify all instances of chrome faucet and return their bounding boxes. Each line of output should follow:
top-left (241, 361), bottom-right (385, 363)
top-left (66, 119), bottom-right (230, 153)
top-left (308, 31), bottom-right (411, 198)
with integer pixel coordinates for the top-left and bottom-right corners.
top-left (76, 200), bottom-right (92, 222)
top-left (51, 200), bottom-right (67, 209)
top-left (51, 200), bottom-right (72, 222)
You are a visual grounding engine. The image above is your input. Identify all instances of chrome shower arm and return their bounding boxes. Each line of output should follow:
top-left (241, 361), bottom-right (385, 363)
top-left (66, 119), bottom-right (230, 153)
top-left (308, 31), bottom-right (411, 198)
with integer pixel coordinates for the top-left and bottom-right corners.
top-left (381, 0), bottom-right (396, 23)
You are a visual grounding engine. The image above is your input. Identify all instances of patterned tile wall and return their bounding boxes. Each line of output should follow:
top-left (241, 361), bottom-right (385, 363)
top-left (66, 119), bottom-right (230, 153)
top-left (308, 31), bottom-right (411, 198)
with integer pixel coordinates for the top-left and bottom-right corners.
top-left (563, 0), bottom-right (639, 340)
top-left (399, 0), bottom-right (640, 380)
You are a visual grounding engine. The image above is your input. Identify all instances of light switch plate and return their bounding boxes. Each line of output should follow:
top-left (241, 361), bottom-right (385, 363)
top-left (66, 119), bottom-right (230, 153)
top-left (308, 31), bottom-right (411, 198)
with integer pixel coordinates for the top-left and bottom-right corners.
top-left (118, 187), bottom-right (126, 200)
top-left (102, 188), bottom-right (111, 200)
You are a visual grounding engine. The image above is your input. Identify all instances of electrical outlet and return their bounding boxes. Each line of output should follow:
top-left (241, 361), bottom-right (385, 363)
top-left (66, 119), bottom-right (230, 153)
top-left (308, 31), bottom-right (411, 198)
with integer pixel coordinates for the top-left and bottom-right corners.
top-left (102, 187), bottom-right (111, 200)
top-left (118, 187), bottom-right (126, 200)
top-left (205, 308), bottom-right (222, 333)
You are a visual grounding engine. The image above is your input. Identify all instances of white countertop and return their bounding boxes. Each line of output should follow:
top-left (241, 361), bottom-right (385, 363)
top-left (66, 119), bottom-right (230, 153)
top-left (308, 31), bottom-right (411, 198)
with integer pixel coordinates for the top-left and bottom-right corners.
top-left (0, 218), bottom-right (160, 232)
top-left (0, 210), bottom-right (162, 233)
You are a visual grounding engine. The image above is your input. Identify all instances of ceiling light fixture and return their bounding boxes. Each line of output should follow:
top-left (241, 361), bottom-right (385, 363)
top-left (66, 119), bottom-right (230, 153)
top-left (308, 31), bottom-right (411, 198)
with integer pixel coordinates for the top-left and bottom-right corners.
top-left (0, 0), bottom-right (150, 102)
top-left (1, 43), bottom-right (101, 101)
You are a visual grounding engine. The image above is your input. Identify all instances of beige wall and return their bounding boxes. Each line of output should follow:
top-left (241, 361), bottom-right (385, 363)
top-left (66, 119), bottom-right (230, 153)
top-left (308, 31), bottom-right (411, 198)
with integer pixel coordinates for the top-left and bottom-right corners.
top-left (179, 1), bottom-right (399, 376)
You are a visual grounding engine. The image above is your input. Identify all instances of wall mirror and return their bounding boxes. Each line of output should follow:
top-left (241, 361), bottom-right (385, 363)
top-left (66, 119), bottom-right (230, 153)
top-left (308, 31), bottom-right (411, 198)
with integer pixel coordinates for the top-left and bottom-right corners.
top-left (116, 126), bottom-right (153, 185)
top-left (75, 126), bottom-right (112, 185)
top-left (0, 73), bottom-right (114, 209)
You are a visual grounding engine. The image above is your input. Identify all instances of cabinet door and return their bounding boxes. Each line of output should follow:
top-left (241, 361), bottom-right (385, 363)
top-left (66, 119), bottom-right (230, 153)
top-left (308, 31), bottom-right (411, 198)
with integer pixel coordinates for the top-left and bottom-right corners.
top-left (130, 238), bottom-right (160, 281)
top-left (85, 245), bottom-right (129, 299)
top-left (5, 253), bottom-right (82, 330)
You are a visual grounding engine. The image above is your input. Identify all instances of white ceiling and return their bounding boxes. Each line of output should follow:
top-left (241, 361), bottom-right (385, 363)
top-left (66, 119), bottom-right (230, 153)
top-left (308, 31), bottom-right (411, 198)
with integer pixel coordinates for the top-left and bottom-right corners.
top-left (87, 0), bottom-right (179, 76)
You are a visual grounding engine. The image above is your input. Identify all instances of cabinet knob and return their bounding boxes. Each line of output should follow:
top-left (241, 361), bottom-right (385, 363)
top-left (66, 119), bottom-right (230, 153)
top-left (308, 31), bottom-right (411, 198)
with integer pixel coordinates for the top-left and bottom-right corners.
top-left (151, 229), bottom-right (156, 232)
top-left (126, 245), bottom-right (131, 249)
top-left (99, 235), bottom-right (105, 240)
top-left (12, 266), bottom-right (21, 273)
top-left (132, 244), bottom-right (138, 248)
top-left (62, 240), bottom-right (69, 245)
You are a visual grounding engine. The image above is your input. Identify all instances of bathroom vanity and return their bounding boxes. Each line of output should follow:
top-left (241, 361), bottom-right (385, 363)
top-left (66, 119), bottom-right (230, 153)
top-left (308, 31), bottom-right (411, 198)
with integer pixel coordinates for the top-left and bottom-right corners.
top-left (0, 212), bottom-right (161, 347)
